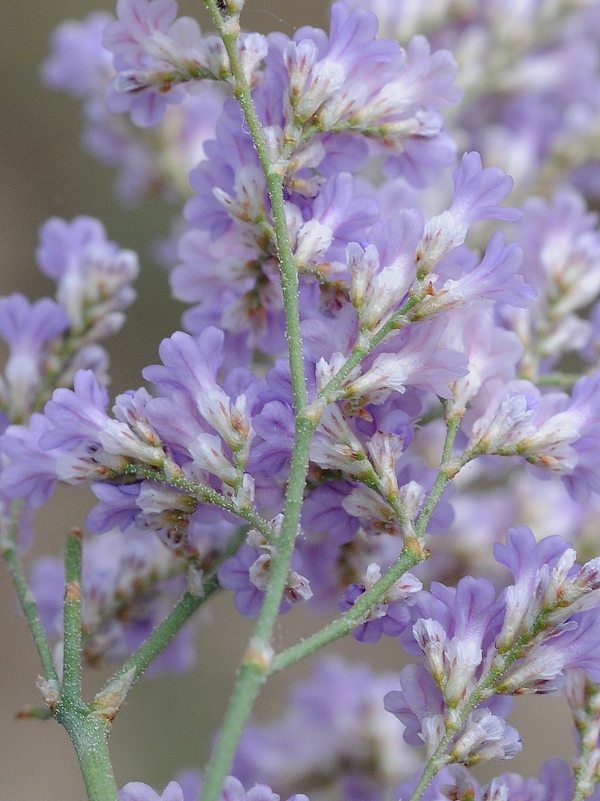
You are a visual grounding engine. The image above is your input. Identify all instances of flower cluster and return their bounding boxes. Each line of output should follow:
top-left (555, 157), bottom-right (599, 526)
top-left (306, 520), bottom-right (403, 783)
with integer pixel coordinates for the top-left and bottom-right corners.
top-left (347, 0), bottom-right (600, 201)
top-left (118, 775), bottom-right (308, 801)
top-left (387, 528), bottom-right (600, 766)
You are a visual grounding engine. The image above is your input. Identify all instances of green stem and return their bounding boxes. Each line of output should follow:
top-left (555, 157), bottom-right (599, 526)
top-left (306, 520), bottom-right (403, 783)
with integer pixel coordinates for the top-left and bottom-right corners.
top-left (0, 501), bottom-right (58, 683)
top-left (55, 707), bottom-right (118, 801)
top-left (199, 5), bottom-right (317, 801)
top-left (198, 657), bottom-right (266, 801)
top-left (271, 410), bottom-right (462, 674)
top-left (94, 579), bottom-right (219, 709)
top-left (62, 529), bottom-right (83, 702)
top-left (414, 412), bottom-right (461, 539)
top-left (570, 680), bottom-right (600, 801)
top-left (1, 506), bottom-right (117, 801)
top-left (125, 465), bottom-right (276, 544)
top-left (573, 749), bottom-right (594, 801)
top-left (534, 371), bottom-right (579, 389)
top-left (315, 294), bottom-right (425, 407)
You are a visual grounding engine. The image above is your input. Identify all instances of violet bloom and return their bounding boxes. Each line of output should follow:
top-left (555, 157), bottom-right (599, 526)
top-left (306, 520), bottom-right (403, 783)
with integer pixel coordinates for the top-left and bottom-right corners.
top-left (417, 152), bottom-right (521, 272)
top-left (277, 2), bottom-right (460, 177)
top-left (347, 208), bottom-right (424, 333)
top-left (36, 215), bottom-right (138, 336)
top-left (493, 527), bottom-right (600, 656)
top-left (405, 575), bottom-right (505, 702)
top-left (104, 0), bottom-right (267, 127)
top-left (414, 231), bottom-right (535, 317)
top-left (442, 305), bottom-right (524, 417)
top-left (396, 758), bottom-right (582, 801)
top-left (36, 371), bottom-right (165, 487)
top-left (385, 527), bottom-right (600, 766)
top-left (143, 329), bottom-right (254, 459)
top-left (179, 131), bottom-right (378, 361)
top-left (218, 535), bottom-right (312, 620)
top-left (120, 773), bottom-right (309, 801)
top-left (342, 316), bottom-right (468, 406)
top-left (467, 372), bottom-right (600, 500)
top-left (0, 295), bottom-right (69, 422)
top-left (339, 563), bottom-right (422, 644)
top-left (506, 190), bottom-right (600, 371)
top-left (42, 11), bottom-right (115, 97)
top-left (103, 0), bottom-right (224, 127)
top-left (119, 782), bottom-right (185, 801)
top-left (43, 11), bottom-right (225, 204)
top-left (384, 661), bottom-right (519, 763)
top-left (349, 0), bottom-right (600, 200)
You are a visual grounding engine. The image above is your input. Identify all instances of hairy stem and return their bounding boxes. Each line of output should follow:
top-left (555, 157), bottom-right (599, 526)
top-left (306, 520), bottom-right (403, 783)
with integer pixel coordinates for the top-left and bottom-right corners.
top-left (0, 500), bottom-right (58, 683)
top-left (55, 706), bottom-right (118, 801)
top-left (199, 4), bottom-right (317, 800)
top-left (61, 529), bottom-right (84, 703)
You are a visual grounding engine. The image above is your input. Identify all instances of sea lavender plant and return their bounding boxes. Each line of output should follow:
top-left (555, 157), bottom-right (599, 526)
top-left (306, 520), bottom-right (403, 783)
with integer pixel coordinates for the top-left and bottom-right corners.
top-left (5, 1), bottom-right (600, 800)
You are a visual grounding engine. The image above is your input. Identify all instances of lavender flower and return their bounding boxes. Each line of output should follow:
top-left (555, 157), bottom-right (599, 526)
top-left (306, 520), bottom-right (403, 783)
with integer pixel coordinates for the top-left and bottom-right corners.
top-left (12, 3), bottom-right (600, 800)
top-left (43, 11), bottom-right (225, 203)
top-left (37, 215), bottom-right (138, 334)
top-left (339, 563), bottom-right (422, 644)
top-left (416, 152), bottom-right (521, 274)
top-left (0, 296), bottom-right (69, 423)
top-left (218, 518), bottom-right (312, 619)
top-left (119, 776), bottom-right (309, 801)
top-left (466, 372), bottom-right (600, 500)
top-left (42, 12), bottom-right (115, 97)
top-left (103, 0), bottom-right (231, 127)
top-left (119, 781), bottom-right (186, 801)
top-left (385, 527), bottom-right (600, 768)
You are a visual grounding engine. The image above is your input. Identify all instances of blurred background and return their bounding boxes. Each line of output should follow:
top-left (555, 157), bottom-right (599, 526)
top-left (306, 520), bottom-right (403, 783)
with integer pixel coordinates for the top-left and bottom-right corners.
top-left (0, 1), bottom-right (575, 799)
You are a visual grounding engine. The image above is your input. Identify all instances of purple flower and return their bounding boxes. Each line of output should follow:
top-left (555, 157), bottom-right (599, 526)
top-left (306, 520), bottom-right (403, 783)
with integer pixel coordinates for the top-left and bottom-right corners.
top-left (143, 329), bottom-right (254, 457)
top-left (41, 369), bottom-right (111, 451)
top-left (0, 414), bottom-right (62, 507)
top-left (36, 216), bottom-right (138, 335)
top-left (119, 781), bottom-right (185, 801)
top-left (342, 317), bottom-right (468, 404)
top-left (218, 532), bottom-right (311, 620)
top-left (467, 372), bottom-right (600, 500)
top-left (0, 295), bottom-right (69, 421)
top-left (247, 400), bottom-right (295, 477)
top-left (339, 564), bottom-right (422, 643)
top-left (103, 0), bottom-right (258, 128)
top-left (86, 483), bottom-right (141, 534)
top-left (405, 575), bottom-right (504, 699)
top-left (418, 231), bottom-right (535, 314)
top-left (417, 152), bottom-right (521, 272)
top-left (279, 3), bottom-right (460, 172)
top-left (42, 12), bottom-right (115, 97)
top-left (441, 306), bottom-right (523, 416)
top-left (119, 773), bottom-right (309, 801)
top-left (347, 208), bottom-right (424, 332)
top-left (384, 662), bottom-right (519, 763)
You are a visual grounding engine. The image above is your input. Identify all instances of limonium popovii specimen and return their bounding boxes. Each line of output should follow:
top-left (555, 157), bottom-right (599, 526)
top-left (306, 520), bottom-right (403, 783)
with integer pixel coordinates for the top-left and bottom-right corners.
top-left (5, 2), bottom-right (600, 801)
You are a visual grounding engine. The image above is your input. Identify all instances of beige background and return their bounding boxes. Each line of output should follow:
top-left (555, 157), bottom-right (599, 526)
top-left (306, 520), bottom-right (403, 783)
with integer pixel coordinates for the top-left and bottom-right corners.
top-left (0, 1), bottom-right (574, 799)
